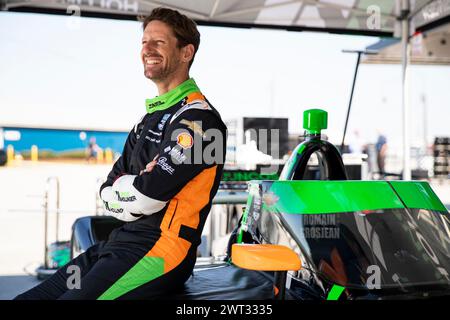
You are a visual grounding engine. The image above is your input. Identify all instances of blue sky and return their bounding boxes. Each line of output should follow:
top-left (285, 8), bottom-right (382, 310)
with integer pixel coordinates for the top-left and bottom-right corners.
top-left (1, 11), bottom-right (450, 149)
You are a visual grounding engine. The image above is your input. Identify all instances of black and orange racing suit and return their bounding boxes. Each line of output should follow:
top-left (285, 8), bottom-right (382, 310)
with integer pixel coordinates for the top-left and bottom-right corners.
top-left (16, 78), bottom-right (227, 300)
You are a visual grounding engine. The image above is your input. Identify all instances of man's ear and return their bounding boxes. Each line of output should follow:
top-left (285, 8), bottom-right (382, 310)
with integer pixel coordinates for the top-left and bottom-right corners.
top-left (182, 44), bottom-right (195, 64)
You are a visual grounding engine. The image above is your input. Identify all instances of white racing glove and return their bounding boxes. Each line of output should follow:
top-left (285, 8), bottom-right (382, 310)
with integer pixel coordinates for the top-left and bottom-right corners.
top-left (100, 186), bottom-right (142, 222)
top-left (111, 175), bottom-right (167, 216)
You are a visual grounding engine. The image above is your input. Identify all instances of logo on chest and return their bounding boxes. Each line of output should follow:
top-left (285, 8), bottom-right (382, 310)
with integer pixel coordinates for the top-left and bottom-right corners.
top-left (158, 113), bottom-right (171, 130)
top-left (157, 157), bottom-right (175, 175)
top-left (144, 113), bottom-right (171, 143)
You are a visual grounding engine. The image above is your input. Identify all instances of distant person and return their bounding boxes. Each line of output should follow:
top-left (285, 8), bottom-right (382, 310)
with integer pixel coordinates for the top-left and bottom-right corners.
top-left (86, 137), bottom-right (101, 163)
top-left (348, 130), bottom-right (366, 154)
top-left (375, 133), bottom-right (387, 174)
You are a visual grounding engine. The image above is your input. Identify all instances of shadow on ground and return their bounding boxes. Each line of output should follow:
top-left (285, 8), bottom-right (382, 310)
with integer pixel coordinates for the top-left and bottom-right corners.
top-left (0, 275), bottom-right (42, 300)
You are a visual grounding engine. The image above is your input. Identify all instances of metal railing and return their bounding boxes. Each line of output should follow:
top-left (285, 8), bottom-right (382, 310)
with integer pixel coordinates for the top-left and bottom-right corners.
top-left (206, 190), bottom-right (248, 256)
top-left (43, 176), bottom-right (60, 269)
top-left (95, 178), bottom-right (105, 216)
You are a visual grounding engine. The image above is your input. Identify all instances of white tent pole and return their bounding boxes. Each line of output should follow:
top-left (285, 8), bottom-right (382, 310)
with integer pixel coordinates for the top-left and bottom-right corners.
top-left (401, 0), bottom-right (411, 180)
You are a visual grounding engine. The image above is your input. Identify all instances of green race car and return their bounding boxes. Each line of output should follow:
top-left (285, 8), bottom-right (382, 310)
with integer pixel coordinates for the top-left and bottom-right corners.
top-left (69, 109), bottom-right (450, 300)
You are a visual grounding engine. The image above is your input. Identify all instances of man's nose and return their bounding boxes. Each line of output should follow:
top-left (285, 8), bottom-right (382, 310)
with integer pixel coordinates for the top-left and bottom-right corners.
top-left (142, 41), bottom-right (157, 53)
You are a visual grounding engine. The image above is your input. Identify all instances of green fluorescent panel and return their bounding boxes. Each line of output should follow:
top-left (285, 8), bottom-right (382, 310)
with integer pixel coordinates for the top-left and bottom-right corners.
top-left (265, 181), bottom-right (405, 214)
top-left (98, 256), bottom-right (164, 300)
top-left (389, 181), bottom-right (447, 212)
top-left (296, 144), bottom-right (306, 155)
top-left (326, 284), bottom-right (345, 300)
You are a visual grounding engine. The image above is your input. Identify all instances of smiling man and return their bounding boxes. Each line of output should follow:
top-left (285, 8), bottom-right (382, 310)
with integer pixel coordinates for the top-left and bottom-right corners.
top-left (15, 7), bottom-right (227, 300)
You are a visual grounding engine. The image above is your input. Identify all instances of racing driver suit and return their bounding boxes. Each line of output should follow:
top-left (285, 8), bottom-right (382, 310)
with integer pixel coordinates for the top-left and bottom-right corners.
top-left (15, 78), bottom-right (227, 300)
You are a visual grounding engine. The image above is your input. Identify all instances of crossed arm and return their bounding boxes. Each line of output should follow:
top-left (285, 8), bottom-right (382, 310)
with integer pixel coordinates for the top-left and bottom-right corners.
top-left (98, 110), bottom-right (225, 222)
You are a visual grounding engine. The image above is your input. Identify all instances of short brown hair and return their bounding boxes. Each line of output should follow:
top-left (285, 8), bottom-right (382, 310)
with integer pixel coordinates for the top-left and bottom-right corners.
top-left (143, 7), bottom-right (200, 68)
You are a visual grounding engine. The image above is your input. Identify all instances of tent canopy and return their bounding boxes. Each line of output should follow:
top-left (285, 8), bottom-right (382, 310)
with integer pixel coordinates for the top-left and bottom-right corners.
top-left (363, 22), bottom-right (450, 65)
top-left (1, 0), bottom-right (435, 37)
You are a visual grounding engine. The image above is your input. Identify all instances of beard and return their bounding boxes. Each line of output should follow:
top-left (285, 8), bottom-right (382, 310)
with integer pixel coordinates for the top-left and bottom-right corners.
top-left (144, 60), bottom-right (180, 83)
